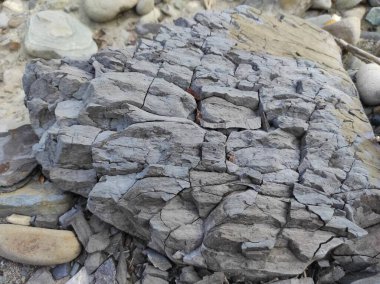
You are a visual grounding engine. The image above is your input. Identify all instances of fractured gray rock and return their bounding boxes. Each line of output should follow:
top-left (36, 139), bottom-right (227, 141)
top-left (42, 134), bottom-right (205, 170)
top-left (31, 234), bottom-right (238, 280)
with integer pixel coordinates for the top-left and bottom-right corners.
top-left (23, 5), bottom-right (380, 283)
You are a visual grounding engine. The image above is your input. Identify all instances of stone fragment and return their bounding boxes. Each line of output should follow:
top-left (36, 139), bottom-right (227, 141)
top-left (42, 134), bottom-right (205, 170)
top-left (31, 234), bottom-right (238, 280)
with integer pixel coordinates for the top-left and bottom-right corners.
top-left (51, 263), bottom-right (70, 280)
top-left (85, 252), bottom-right (107, 274)
top-left (94, 258), bottom-right (116, 284)
top-left (200, 97), bottom-right (261, 130)
top-left (5, 214), bottom-right (32, 226)
top-left (145, 249), bottom-right (172, 271)
top-left (325, 217), bottom-right (367, 238)
top-left (25, 11), bottom-right (98, 59)
top-left (49, 168), bottom-right (97, 197)
top-left (335, 0), bottom-right (362, 10)
top-left (86, 230), bottom-right (111, 253)
top-left (59, 208), bottom-right (93, 247)
top-left (195, 272), bottom-right (225, 284)
top-left (0, 224), bottom-right (81, 265)
top-left (324, 17), bottom-right (361, 44)
top-left (65, 268), bottom-right (91, 284)
top-left (83, 0), bottom-right (138, 22)
top-left (26, 268), bottom-right (55, 284)
top-left (0, 125), bottom-right (38, 191)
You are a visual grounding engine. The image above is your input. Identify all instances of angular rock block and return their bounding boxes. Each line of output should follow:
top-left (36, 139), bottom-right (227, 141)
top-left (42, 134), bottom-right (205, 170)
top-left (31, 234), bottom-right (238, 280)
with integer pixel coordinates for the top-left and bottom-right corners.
top-left (23, 6), bottom-right (380, 282)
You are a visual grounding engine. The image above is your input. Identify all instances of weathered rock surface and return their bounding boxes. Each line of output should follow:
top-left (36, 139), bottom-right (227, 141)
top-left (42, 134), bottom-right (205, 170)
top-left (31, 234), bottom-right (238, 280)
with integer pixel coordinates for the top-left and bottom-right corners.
top-left (25, 10), bottom-right (98, 59)
top-left (23, 5), bottom-right (380, 282)
top-left (0, 224), bottom-right (81, 265)
top-left (0, 180), bottom-right (73, 217)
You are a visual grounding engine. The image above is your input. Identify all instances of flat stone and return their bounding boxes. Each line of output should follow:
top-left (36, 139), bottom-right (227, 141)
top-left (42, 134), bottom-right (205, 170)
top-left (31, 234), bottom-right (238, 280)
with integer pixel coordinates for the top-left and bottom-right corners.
top-left (5, 214), bottom-right (32, 226)
top-left (25, 10), bottom-right (98, 59)
top-left (65, 268), bottom-right (91, 284)
top-left (145, 249), bottom-right (172, 271)
top-left (26, 268), bottom-right (55, 284)
top-left (0, 224), bottom-right (81, 265)
top-left (0, 180), bottom-right (73, 218)
top-left (366, 7), bottom-right (380, 25)
top-left (324, 17), bottom-right (361, 44)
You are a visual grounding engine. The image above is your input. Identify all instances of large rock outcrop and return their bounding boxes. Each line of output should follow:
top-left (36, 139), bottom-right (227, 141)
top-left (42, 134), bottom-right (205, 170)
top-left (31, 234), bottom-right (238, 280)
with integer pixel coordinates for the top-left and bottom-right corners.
top-left (23, 6), bottom-right (380, 282)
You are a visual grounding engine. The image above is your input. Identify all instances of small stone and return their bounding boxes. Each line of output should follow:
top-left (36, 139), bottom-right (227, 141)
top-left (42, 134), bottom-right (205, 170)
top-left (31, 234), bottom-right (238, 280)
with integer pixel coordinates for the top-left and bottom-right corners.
top-left (180, 266), bottom-right (201, 283)
top-left (66, 267), bottom-right (91, 284)
top-left (83, 0), bottom-right (138, 22)
top-left (139, 7), bottom-right (161, 24)
top-left (136, 0), bottom-right (155, 15)
top-left (59, 208), bottom-right (93, 247)
top-left (26, 268), bottom-right (55, 284)
top-left (85, 252), bottom-right (106, 274)
top-left (51, 263), bottom-right (70, 280)
top-left (311, 0), bottom-right (331, 9)
top-left (195, 272), bottom-right (225, 284)
top-left (335, 0), bottom-right (362, 10)
top-left (5, 214), bottom-right (32, 226)
top-left (356, 63), bottom-right (380, 106)
top-left (145, 249), bottom-right (172, 271)
top-left (0, 224), bottom-right (81, 265)
top-left (25, 10), bottom-right (98, 59)
top-left (370, 0), bottom-right (380, 6)
top-left (86, 230), bottom-right (111, 253)
top-left (94, 258), bottom-right (116, 284)
top-left (324, 17), bottom-right (361, 44)
top-left (366, 7), bottom-right (380, 26)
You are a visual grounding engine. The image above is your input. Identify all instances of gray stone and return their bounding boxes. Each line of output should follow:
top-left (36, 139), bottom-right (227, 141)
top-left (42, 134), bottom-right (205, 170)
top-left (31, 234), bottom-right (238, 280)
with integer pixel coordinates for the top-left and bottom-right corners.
top-left (195, 272), bottom-right (225, 284)
top-left (49, 168), bottom-right (97, 197)
top-left (94, 258), bottom-right (116, 284)
top-left (51, 263), bottom-right (70, 280)
top-left (356, 64), bottom-right (380, 106)
top-left (366, 7), bottom-right (380, 26)
top-left (324, 17), bottom-right (361, 44)
top-left (0, 125), bottom-right (38, 191)
top-left (86, 230), bottom-right (111, 253)
top-left (85, 252), bottom-right (107, 275)
top-left (335, 0), bottom-right (362, 10)
top-left (26, 268), bottom-right (55, 284)
top-left (59, 208), bottom-right (93, 247)
top-left (145, 249), bottom-right (172, 271)
top-left (83, 0), bottom-right (138, 22)
top-left (25, 11), bottom-right (97, 59)
top-left (0, 180), bottom-right (73, 218)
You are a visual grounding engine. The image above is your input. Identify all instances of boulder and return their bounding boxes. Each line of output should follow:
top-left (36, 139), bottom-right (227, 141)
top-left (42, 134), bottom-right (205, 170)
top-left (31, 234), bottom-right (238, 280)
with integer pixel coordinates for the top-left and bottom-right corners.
top-left (23, 5), bottom-right (380, 283)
